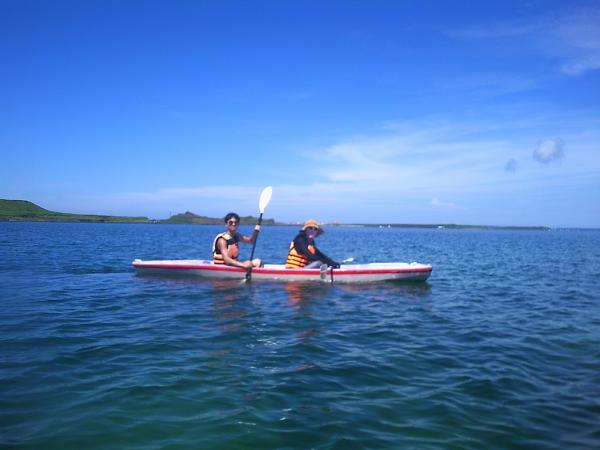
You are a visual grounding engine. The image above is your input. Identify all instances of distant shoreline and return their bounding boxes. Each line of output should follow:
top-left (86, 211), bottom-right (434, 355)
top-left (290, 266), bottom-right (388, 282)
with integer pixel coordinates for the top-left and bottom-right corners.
top-left (335, 223), bottom-right (553, 231)
top-left (4, 218), bottom-right (596, 231)
top-left (3, 198), bottom-right (592, 230)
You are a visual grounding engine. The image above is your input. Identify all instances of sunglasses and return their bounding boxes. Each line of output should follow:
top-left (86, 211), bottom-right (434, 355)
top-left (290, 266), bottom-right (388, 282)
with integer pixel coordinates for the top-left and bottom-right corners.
top-left (227, 220), bottom-right (239, 225)
top-left (305, 227), bottom-right (318, 231)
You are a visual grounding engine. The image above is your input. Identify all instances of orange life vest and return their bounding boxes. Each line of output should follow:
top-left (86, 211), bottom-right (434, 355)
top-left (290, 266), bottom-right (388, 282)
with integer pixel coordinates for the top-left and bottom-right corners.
top-left (285, 241), bottom-right (315, 268)
top-left (212, 232), bottom-right (239, 264)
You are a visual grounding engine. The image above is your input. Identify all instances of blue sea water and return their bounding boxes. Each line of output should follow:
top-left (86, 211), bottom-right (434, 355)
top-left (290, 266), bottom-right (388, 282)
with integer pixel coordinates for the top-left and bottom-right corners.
top-left (1, 222), bottom-right (599, 449)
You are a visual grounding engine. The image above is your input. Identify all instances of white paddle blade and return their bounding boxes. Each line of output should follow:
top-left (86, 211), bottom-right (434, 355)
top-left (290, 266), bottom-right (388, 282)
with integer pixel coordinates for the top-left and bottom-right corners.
top-left (258, 186), bottom-right (273, 213)
top-left (342, 257), bottom-right (354, 263)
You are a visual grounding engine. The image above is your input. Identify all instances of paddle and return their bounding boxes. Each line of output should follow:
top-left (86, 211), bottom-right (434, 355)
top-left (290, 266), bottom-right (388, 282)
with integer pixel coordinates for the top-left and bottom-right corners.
top-left (245, 186), bottom-right (273, 282)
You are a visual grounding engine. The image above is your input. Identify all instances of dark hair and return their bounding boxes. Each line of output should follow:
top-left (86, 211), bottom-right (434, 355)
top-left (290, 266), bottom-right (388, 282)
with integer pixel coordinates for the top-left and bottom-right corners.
top-left (224, 212), bottom-right (240, 223)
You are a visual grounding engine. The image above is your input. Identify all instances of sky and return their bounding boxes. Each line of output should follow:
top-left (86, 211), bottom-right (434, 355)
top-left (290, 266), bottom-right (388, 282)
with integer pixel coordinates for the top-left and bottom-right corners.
top-left (2, 0), bottom-right (599, 228)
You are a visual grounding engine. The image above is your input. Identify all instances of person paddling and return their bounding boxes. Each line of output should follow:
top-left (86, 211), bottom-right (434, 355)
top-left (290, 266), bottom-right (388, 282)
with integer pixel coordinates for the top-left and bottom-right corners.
top-left (285, 219), bottom-right (340, 269)
top-left (213, 213), bottom-right (261, 269)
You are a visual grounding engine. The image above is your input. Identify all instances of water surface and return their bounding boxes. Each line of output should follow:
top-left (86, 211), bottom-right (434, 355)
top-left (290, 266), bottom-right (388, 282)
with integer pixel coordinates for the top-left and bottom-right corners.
top-left (1, 223), bottom-right (599, 449)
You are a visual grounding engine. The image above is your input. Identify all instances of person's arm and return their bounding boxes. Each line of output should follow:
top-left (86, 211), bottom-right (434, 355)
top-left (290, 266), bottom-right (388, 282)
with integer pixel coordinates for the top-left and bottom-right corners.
top-left (217, 237), bottom-right (253, 269)
top-left (239, 225), bottom-right (260, 244)
top-left (313, 247), bottom-right (340, 268)
top-left (293, 234), bottom-right (322, 263)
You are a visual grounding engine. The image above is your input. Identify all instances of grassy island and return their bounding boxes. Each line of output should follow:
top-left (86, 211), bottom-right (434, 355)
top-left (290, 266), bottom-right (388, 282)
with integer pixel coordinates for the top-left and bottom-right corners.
top-left (0, 199), bottom-right (276, 225)
top-left (1, 199), bottom-right (549, 230)
top-left (161, 211), bottom-right (276, 225)
top-left (0, 200), bottom-right (149, 223)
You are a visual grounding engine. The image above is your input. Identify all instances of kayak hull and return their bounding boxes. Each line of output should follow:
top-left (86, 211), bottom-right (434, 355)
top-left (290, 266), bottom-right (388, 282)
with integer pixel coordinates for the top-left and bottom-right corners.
top-left (132, 259), bottom-right (432, 283)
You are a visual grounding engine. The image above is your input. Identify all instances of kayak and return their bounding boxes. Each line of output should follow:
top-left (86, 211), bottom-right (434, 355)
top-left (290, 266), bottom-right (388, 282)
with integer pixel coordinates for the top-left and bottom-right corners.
top-left (132, 259), bottom-right (432, 283)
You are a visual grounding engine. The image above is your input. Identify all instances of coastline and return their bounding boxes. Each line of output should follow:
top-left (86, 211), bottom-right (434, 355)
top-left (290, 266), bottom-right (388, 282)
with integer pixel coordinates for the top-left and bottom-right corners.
top-left (5, 199), bottom-right (595, 230)
top-left (1, 218), bottom-right (567, 231)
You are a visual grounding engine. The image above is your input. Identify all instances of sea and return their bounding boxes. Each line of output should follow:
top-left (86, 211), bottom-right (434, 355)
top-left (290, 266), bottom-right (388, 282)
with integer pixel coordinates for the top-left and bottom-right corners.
top-left (1, 222), bottom-right (599, 450)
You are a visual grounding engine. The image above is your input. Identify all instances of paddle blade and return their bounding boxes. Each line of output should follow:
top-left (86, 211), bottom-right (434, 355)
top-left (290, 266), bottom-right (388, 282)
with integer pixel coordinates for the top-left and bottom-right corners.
top-left (258, 186), bottom-right (273, 214)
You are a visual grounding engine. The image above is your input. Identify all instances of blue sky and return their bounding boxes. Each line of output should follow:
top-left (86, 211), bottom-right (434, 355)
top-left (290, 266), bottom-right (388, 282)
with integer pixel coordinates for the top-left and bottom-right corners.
top-left (2, 0), bottom-right (599, 227)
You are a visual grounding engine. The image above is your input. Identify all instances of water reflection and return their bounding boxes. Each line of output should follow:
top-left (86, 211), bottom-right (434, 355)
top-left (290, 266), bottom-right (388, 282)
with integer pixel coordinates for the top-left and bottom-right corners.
top-left (135, 272), bottom-right (431, 298)
top-left (209, 279), bottom-right (250, 334)
top-left (207, 278), bottom-right (248, 291)
top-left (335, 280), bottom-right (432, 299)
top-left (285, 282), bottom-right (330, 311)
top-left (133, 272), bottom-right (208, 284)
top-left (205, 280), bottom-right (251, 370)
top-left (283, 283), bottom-right (333, 350)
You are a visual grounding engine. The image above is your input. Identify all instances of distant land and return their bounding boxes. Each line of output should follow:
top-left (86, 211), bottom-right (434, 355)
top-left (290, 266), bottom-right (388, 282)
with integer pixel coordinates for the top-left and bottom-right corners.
top-left (1, 199), bottom-right (552, 230)
top-left (161, 211), bottom-right (276, 225)
top-left (0, 199), bottom-right (149, 223)
top-left (346, 223), bottom-right (551, 231)
top-left (0, 199), bottom-right (276, 225)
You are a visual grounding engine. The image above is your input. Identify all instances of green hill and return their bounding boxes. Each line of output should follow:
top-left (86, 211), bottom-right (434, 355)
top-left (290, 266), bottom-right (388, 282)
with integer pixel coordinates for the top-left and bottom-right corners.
top-left (161, 211), bottom-right (223, 224)
top-left (0, 199), bottom-right (149, 223)
top-left (0, 199), bottom-right (53, 216)
top-left (0, 199), bottom-right (277, 225)
top-left (161, 211), bottom-right (276, 225)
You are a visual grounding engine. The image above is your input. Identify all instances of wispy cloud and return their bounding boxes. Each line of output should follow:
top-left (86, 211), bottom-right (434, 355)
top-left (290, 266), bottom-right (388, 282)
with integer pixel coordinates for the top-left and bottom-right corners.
top-left (83, 186), bottom-right (263, 219)
top-left (553, 8), bottom-right (600, 75)
top-left (116, 186), bottom-right (259, 203)
top-left (308, 120), bottom-right (526, 194)
top-left (451, 6), bottom-right (600, 75)
top-left (435, 74), bottom-right (544, 98)
top-left (430, 197), bottom-right (458, 209)
top-left (94, 117), bottom-right (599, 224)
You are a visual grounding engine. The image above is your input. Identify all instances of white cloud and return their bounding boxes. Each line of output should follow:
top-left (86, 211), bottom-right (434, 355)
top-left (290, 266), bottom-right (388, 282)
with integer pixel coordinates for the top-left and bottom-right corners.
top-left (91, 117), bottom-right (600, 225)
top-left (308, 120), bottom-right (528, 195)
top-left (533, 138), bottom-right (565, 164)
top-left (430, 197), bottom-right (458, 209)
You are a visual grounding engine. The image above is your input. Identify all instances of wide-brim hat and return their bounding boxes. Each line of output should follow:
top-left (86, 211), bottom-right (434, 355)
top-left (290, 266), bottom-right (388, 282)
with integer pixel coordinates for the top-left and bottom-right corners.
top-left (302, 219), bottom-right (324, 236)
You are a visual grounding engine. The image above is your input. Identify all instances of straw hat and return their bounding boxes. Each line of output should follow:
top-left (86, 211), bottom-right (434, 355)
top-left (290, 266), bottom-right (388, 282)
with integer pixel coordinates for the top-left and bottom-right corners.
top-left (301, 219), bottom-right (324, 236)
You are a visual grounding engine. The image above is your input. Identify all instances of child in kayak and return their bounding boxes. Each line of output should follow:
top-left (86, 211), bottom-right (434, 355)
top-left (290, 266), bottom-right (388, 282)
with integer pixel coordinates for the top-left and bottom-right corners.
top-left (212, 213), bottom-right (261, 268)
top-left (285, 219), bottom-right (340, 269)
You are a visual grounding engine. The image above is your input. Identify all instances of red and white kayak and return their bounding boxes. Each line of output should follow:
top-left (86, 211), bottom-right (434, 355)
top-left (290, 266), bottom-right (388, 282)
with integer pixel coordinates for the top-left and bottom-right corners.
top-left (132, 259), bottom-right (432, 283)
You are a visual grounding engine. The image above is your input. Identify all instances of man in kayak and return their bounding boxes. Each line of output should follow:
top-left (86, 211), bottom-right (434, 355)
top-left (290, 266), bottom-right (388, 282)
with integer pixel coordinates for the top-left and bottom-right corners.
top-left (213, 213), bottom-right (261, 269)
top-left (285, 219), bottom-right (340, 269)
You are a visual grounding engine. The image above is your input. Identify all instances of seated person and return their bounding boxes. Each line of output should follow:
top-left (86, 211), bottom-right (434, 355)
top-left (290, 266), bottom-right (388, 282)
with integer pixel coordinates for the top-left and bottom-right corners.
top-left (285, 219), bottom-right (340, 269)
top-left (213, 212), bottom-right (261, 268)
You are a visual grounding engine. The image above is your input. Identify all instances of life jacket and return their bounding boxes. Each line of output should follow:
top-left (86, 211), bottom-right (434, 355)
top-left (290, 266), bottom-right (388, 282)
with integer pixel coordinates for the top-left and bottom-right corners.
top-left (285, 240), bottom-right (316, 268)
top-left (212, 232), bottom-right (239, 264)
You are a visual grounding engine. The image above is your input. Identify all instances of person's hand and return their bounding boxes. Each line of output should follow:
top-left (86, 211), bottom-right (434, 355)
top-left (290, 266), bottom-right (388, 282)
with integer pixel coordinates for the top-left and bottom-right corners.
top-left (254, 224), bottom-right (261, 232)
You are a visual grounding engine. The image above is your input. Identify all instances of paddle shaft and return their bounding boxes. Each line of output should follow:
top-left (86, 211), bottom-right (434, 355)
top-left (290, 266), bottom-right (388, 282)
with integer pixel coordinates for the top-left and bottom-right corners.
top-left (245, 213), bottom-right (263, 281)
